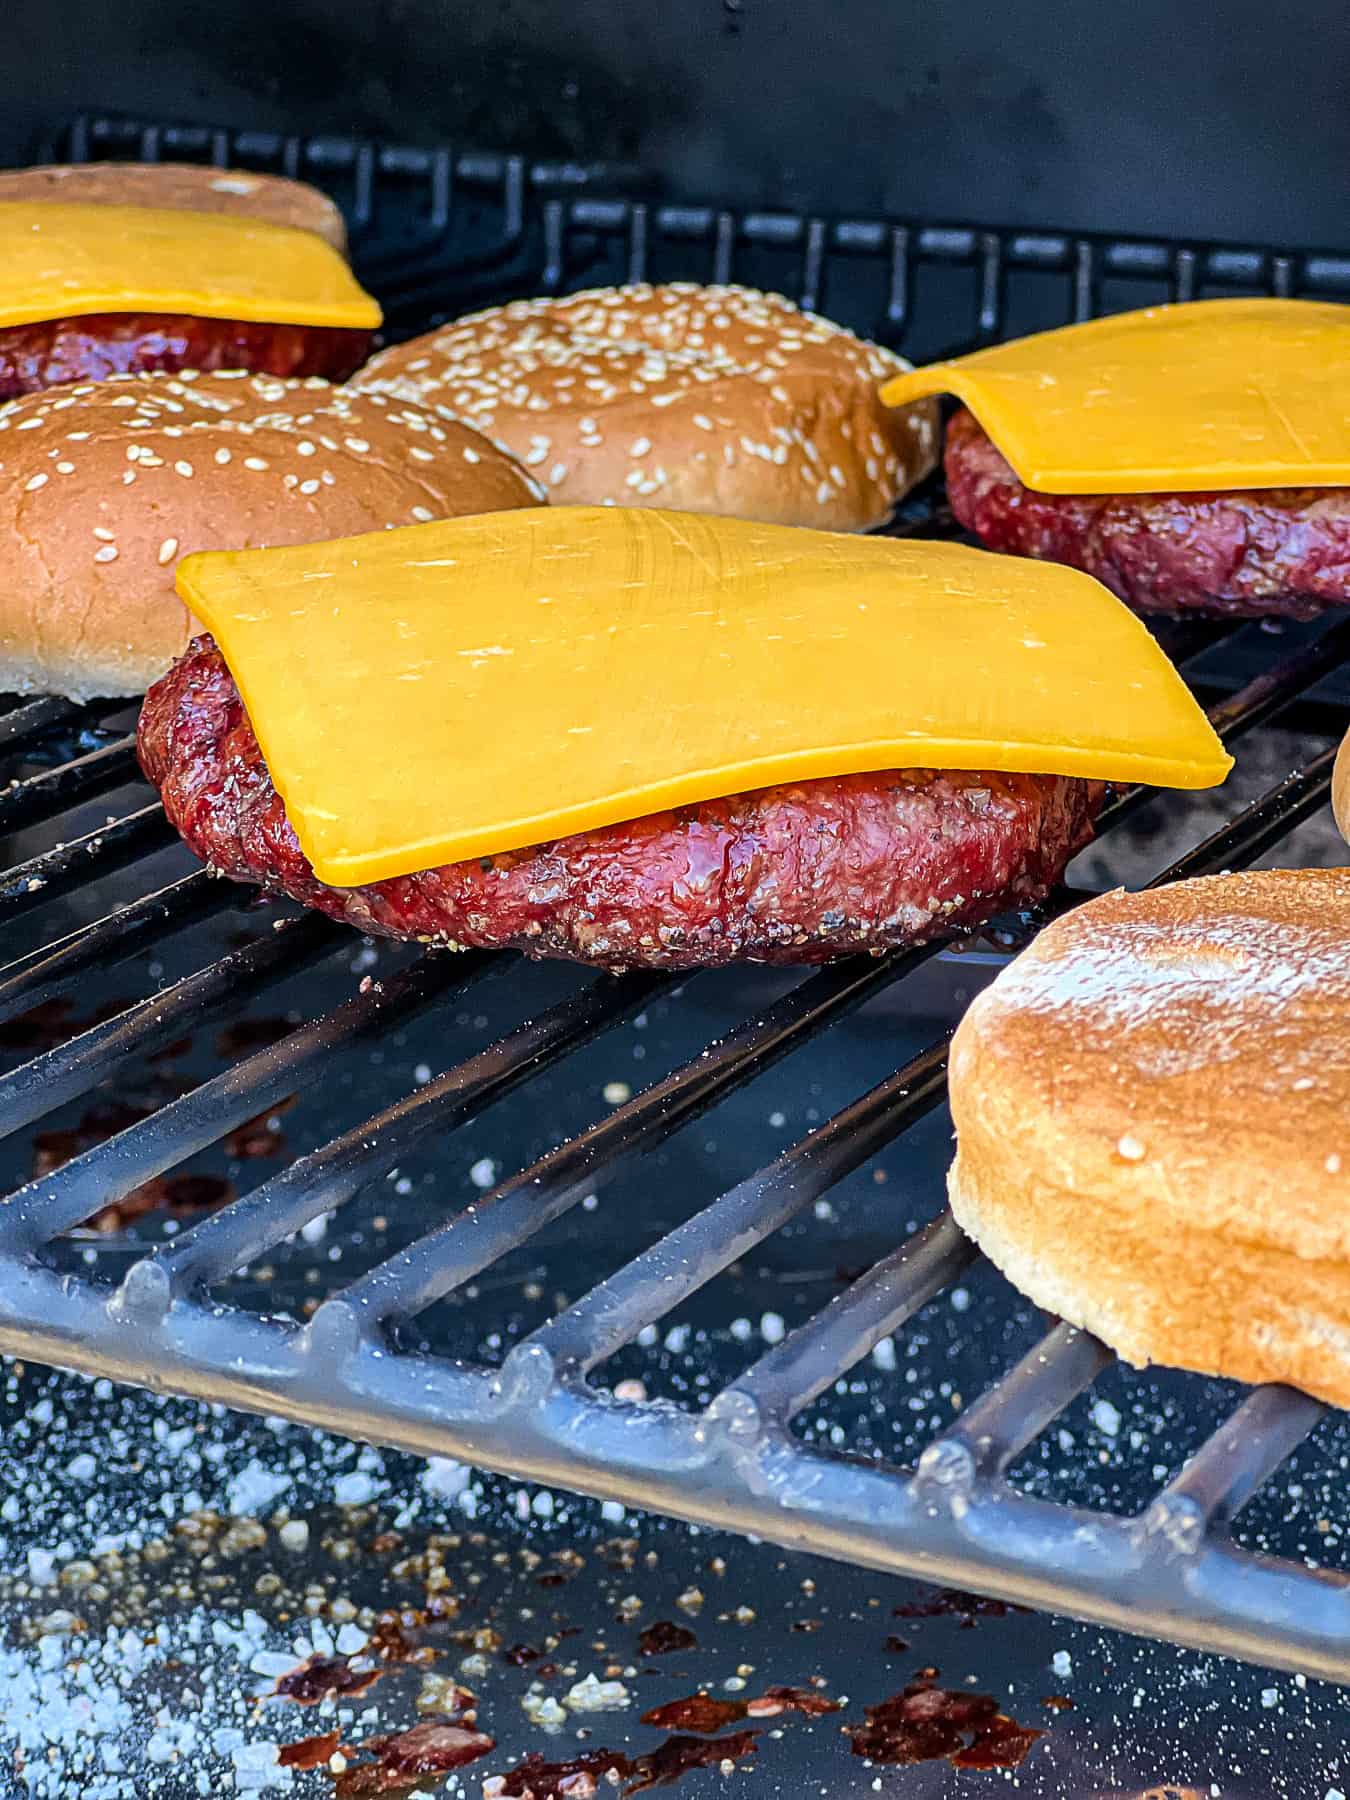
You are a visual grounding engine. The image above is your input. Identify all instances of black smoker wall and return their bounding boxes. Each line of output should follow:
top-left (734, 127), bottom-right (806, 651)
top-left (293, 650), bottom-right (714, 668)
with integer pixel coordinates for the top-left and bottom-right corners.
top-left (10, 0), bottom-right (1350, 245)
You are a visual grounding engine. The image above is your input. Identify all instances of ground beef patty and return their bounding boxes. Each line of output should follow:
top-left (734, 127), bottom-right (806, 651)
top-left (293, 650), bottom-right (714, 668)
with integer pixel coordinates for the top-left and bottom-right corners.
top-left (945, 407), bottom-right (1350, 619)
top-left (0, 313), bottom-right (372, 398)
top-left (138, 639), bottom-right (1102, 972)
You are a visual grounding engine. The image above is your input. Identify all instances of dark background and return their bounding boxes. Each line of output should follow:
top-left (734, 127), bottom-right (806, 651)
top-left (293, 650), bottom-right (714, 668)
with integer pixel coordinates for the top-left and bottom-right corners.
top-left (8, 0), bottom-right (1350, 245)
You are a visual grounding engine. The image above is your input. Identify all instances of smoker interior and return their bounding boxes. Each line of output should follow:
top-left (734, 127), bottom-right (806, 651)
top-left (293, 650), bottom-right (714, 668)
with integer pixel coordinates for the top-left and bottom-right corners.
top-left (0, 114), bottom-right (1348, 1787)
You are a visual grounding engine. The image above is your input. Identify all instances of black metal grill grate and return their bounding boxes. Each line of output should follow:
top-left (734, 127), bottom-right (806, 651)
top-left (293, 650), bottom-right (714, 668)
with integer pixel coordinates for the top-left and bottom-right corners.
top-left (0, 112), bottom-right (1347, 1681)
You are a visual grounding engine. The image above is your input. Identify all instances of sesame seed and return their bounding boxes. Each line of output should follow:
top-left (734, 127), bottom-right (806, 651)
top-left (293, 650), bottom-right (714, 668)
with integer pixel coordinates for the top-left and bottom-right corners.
top-left (297, 440), bottom-right (316, 456)
top-left (157, 537), bottom-right (179, 565)
top-left (92, 526), bottom-right (115, 542)
top-left (1116, 1134), bottom-right (1147, 1162)
top-left (411, 505), bottom-right (435, 522)
top-left (462, 447), bottom-right (480, 464)
top-left (409, 445), bottom-right (434, 462)
top-left (629, 437), bottom-right (652, 456)
top-left (23, 472), bottom-right (47, 491)
top-left (174, 460), bottom-right (194, 478)
top-left (93, 544), bottom-right (118, 563)
top-left (215, 448), bottom-right (232, 465)
top-left (244, 456), bottom-right (269, 471)
top-left (55, 461), bottom-right (74, 474)
top-left (299, 478), bottom-right (320, 495)
top-left (344, 436), bottom-right (371, 454)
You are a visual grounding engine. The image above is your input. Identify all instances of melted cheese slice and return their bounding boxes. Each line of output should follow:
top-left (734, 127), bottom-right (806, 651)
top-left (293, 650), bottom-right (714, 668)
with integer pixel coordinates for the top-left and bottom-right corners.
top-left (177, 507), bottom-right (1230, 887)
top-left (0, 201), bottom-right (380, 330)
top-left (879, 298), bottom-right (1350, 494)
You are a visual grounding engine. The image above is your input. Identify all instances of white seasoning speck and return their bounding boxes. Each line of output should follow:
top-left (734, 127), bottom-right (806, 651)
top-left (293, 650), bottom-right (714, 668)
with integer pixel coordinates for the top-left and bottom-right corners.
top-left (1327, 1153), bottom-right (1343, 1174)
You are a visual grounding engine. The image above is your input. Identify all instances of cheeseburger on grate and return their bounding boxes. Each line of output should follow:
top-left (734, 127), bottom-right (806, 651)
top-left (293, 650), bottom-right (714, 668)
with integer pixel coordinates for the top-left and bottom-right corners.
top-left (882, 298), bottom-right (1350, 618)
top-left (352, 282), bottom-right (939, 530)
top-left (0, 371), bottom-right (543, 700)
top-left (138, 508), bottom-right (1229, 973)
top-left (0, 165), bottom-right (379, 396)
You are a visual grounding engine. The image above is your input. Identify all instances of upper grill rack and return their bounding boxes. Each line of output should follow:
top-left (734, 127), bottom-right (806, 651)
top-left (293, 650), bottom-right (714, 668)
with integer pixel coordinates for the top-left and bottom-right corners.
top-left (0, 115), bottom-right (1346, 1682)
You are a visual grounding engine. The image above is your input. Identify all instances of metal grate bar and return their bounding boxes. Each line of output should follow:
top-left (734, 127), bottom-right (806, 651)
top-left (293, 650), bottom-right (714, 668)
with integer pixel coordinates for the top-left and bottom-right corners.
top-left (0, 696), bottom-right (90, 755)
top-left (713, 1211), bottom-right (978, 1429)
top-left (0, 913), bottom-right (342, 1145)
top-left (0, 951), bottom-right (496, 1254)
top-left (1142, 1386), bottom-right (1329, 1545)
top-left (0, 803), bottom-right (176, 923)
top-left (917, 1322), bottom-right (1115, 1487)
top-left (514, 1037), bottom-right (952, 1381)
top-left (317, 949), bottom-right (927, 1342)
top-left (0, 871), bottom-right (233, 1023)
top-left (114, 971), bottom-right (667, 1314)
top-left (0, 735), bottom-right (138, 835)
top-left (1153, 747), bottom-right (1337, 886)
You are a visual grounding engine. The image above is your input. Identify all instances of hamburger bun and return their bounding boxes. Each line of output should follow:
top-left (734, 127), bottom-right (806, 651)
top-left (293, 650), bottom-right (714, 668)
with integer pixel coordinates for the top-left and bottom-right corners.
top-left (0, 162), bottom-right (348, 252)
top-left (0, 371), bottom-right (545, 701)
top-left (947, 871), bottom-right (1350, 1408)
top-left (352, 282), bottom-right (939, 531)
top-left (1334, 726), bottom-right (1350, 845)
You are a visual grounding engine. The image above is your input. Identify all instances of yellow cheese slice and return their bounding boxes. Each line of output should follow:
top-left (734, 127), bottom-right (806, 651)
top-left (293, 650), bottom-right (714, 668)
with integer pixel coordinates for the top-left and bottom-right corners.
top-left (177, 506), bottom-right (1231, 887)
top-left (879, 298), bottom-right (1350, 494)
top-left (0, 201), bottom-right (380, 331)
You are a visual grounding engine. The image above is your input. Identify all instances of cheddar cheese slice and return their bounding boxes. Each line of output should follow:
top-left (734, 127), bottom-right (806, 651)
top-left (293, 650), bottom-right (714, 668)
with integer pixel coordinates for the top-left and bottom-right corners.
top-left (879, 298), bottom-right (1350, 494)
top-left (177, 507), bottom-right (1230, 887)
top-left (0, 201), bottom-right (380, 330)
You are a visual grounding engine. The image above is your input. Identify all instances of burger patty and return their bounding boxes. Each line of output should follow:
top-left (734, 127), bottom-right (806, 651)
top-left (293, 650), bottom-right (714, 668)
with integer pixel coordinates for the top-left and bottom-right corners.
top-left (0, 314), bottom-right (373, 397)
top-left (945, 406), bottom-right (1350, 618)
top-left (138, 638), bottom-right (1103, 972)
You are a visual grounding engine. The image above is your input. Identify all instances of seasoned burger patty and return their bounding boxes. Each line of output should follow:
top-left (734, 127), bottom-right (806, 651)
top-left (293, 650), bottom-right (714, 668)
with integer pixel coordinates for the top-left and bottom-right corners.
top-left (0, 313), bottom-right (372, 398)
top-left (945, 407), bottom-right (1350, 619)
top-left (138, 639), bottom-right (1102, 972)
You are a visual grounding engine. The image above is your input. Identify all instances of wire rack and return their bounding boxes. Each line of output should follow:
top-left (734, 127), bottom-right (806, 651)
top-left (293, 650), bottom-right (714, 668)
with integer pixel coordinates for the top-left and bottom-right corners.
top-left (1, 112), bottom-right (1348, 1682)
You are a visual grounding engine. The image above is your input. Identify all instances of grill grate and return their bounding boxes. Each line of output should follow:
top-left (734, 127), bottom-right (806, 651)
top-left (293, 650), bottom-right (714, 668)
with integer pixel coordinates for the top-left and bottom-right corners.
top-left (0, 113), bottom-right (1347, 1682)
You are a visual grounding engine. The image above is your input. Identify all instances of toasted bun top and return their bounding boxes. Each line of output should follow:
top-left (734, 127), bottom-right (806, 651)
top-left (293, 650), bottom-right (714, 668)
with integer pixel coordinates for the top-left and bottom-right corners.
top-left (0, 370), bottom-right (544, 700)
top-left (950, 870), bottom-right (1350, 1264)
top-left (353, 282), bottom-right (939, 531)
top-left (0, 162), bottom-right (349, 253)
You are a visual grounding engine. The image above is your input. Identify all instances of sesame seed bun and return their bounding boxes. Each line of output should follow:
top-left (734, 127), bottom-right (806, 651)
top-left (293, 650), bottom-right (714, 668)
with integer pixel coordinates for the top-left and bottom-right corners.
top-left (947, 871), bottom-right (1350, 1408)
top-left (352, 283), bottom-right (939, 531)
top-left (0, 163), bottom-right (348, 253)
top-left (0, 371), bottom-right (545, 701)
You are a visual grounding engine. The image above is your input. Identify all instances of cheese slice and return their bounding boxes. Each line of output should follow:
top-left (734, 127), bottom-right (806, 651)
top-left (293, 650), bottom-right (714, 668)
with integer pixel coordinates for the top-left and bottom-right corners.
top-left (0, 201), bottom-right (380, 331)
top-left (177, 506), bottom-right (1231, 887)
top-left (879, 298), bottom-right (1350, 494)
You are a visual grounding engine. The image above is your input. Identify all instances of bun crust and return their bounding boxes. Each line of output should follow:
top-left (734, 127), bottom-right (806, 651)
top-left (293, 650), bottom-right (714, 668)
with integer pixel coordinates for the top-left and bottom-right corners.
top-left (0, 163), bottom-right (348, 252)
top-left (1334, 727), bottom-right (1350, 845)
top-left (352, 283), bottom-right (939, 531)
top-left (947, 871), bottom-right (1350, 1407)
top-left (0, 372), bottom-right (544, 700)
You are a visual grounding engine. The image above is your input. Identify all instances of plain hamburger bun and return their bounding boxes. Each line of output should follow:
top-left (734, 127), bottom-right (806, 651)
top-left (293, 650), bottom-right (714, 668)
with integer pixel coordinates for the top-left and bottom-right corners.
top-left (1334, 726), bottom-right (1350, 845)
top-left (947, 871), bottom-right (1350, 1408)
top-left (352, 282), bottom-right (939, 531)
top-left (0, 371), bottom-right (545, 701)
top-left (0, 162), bottom-right (348, 252)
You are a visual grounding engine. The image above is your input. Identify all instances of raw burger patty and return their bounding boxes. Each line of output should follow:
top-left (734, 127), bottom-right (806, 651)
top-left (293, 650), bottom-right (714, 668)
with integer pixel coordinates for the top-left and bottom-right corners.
top-left (944, 406), bottom-right (1350, 619)
top-left (137, 638), bottom-right (1103, 972)
top-left (0, 313), bottom-right (373, 397)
